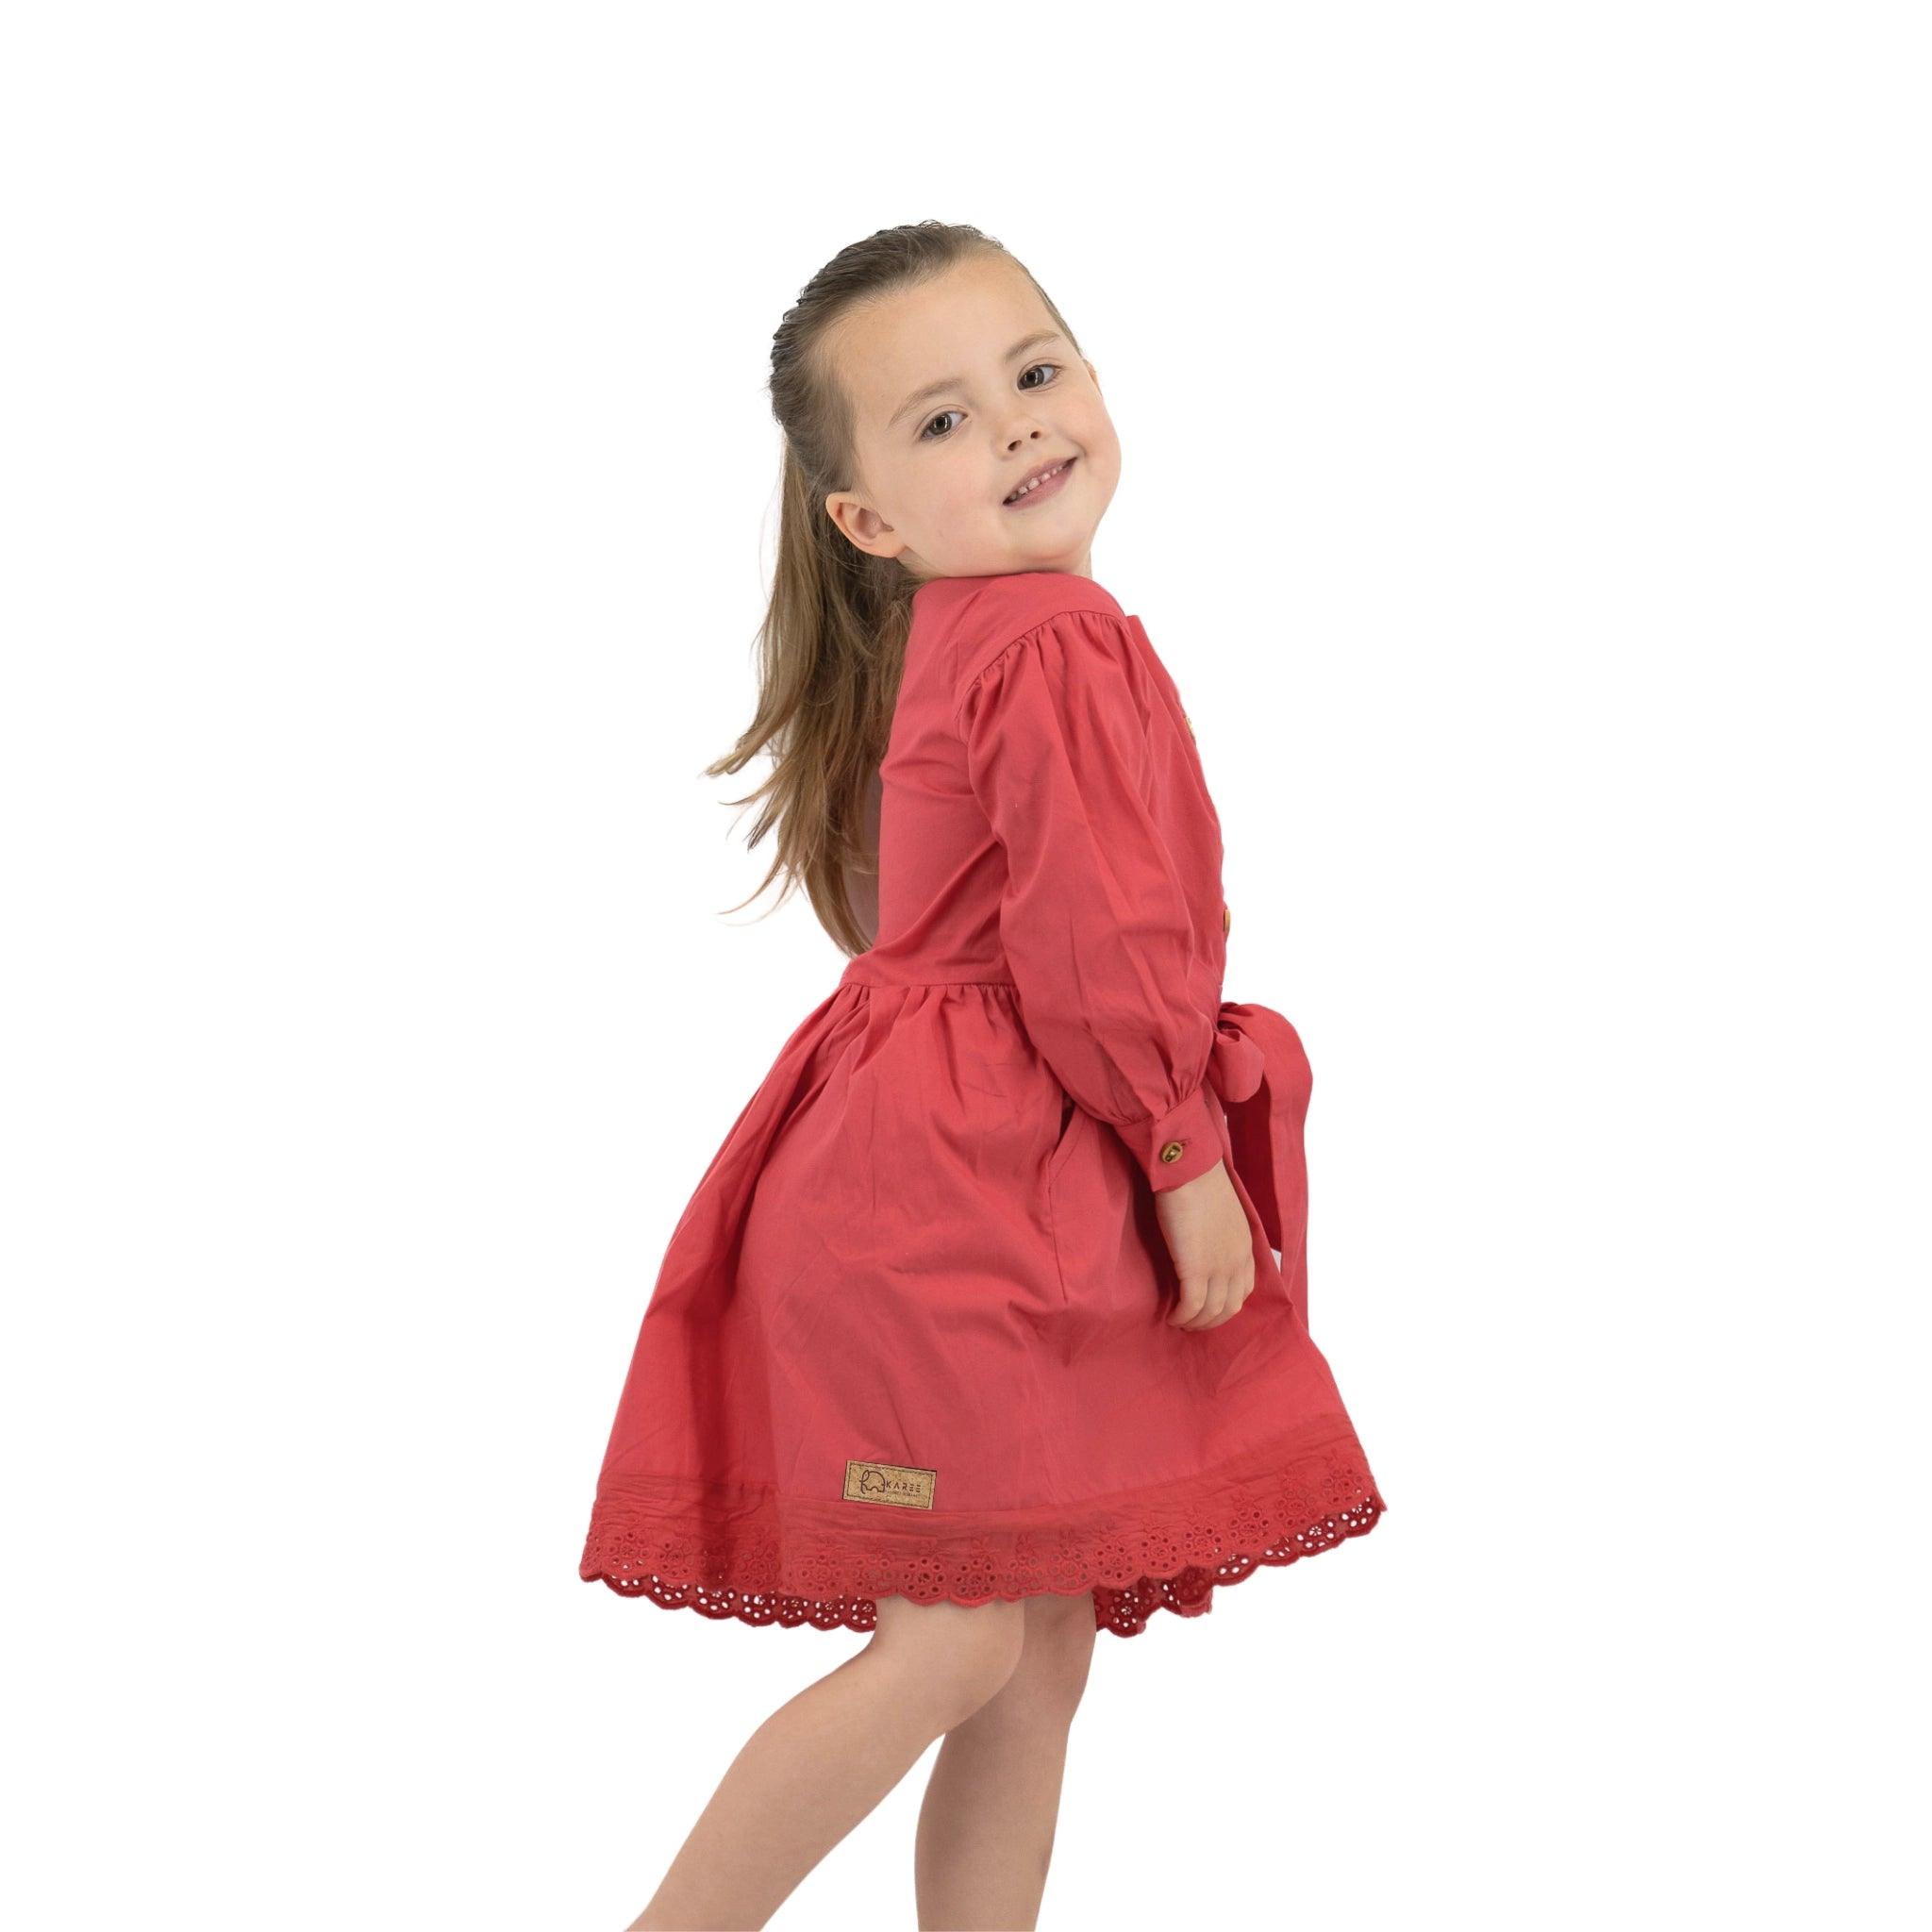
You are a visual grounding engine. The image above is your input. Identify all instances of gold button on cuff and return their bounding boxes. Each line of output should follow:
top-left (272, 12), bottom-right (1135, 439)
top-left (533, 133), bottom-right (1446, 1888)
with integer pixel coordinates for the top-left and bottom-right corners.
top-left (1222, 903), bottom-right (1232, 936)
top-left (1158, 1139), bottom-right (1186, 1163)
top-left (1183, 711), bottom-right (1196, 738)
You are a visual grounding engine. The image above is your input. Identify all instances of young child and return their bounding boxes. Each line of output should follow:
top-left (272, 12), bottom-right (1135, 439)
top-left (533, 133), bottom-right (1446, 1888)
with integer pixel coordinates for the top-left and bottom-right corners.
top-left (579, 221), bottom-right (1389, 1930)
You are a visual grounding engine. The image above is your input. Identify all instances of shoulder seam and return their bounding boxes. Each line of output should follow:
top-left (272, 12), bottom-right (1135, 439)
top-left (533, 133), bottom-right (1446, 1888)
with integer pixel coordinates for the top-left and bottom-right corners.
top-left (952, 606), bottom-right (1131, 731)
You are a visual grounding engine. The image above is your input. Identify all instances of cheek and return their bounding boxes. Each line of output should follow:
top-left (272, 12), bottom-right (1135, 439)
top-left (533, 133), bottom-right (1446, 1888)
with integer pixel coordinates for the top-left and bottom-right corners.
top-left (882, 458), bottom-right (974, 533)
top-left (937, 464), bottom-right (997, 521)
top-left (1080, 410), bottom-right (1121, 470)
top-left (1074, 429), bottom-right (1122, 503)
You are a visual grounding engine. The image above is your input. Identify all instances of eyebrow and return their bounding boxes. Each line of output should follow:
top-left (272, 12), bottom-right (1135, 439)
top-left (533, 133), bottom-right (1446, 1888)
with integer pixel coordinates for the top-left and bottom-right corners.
top-left (886, 330), bottom-right (1066, 431)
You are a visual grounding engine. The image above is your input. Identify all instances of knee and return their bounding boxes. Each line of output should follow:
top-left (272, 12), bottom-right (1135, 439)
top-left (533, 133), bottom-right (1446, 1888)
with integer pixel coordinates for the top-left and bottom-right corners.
top-left (1021, 1595), bottom-right (1099, 1716)
top-left (867, 1595), bottom-right (1026, 1730)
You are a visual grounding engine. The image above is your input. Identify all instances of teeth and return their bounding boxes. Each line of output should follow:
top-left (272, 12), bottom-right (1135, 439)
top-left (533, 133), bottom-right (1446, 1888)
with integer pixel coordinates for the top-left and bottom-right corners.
top-left (1006, 459), bottom-right (1067, 502)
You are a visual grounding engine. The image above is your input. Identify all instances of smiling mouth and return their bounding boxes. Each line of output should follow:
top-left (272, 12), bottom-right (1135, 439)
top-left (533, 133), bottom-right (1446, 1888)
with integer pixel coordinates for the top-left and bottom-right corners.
top-left (1003, 457), bottom-right (1076, 506)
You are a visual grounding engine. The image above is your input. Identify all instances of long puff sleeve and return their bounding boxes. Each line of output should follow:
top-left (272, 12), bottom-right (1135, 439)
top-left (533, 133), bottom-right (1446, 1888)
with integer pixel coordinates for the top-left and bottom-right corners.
top-left (958, 609), bottom-right (1226, 1192)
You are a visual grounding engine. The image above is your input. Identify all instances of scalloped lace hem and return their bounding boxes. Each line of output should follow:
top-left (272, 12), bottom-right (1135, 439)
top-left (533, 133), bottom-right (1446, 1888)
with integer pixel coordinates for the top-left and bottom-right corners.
top-left (578, 1433), bottom-right (1387, 1640)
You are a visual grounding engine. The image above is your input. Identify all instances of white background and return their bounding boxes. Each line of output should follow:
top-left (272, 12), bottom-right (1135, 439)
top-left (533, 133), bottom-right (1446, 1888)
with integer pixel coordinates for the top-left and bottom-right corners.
top-left (4, 5), bottom-right (1926, 1927)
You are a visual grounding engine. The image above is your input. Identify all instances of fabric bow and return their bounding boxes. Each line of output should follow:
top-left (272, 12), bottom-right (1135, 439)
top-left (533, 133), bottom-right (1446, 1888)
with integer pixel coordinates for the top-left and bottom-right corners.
top-left (1201, 999), bottom-right (1315, 1332)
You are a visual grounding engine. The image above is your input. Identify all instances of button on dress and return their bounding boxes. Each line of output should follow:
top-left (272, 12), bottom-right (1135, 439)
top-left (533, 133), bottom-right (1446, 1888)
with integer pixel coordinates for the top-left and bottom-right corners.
top-left (579, 570), bottom-right (1388, 1638)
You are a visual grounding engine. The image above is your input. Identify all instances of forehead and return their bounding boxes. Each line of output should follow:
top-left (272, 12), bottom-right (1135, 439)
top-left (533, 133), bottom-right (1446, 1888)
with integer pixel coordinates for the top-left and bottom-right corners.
top-left (835, 256), bottom-right (1060, 437)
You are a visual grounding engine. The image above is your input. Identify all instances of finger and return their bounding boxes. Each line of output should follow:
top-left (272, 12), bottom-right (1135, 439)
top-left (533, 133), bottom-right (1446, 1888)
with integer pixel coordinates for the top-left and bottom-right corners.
top-left (1181, 1279), bottom-right (1230, 1330)
top-left (1209, 1270), bottom-right (1253, 1327)
top-left (1173, 1277), bottom-right (1224, 1329)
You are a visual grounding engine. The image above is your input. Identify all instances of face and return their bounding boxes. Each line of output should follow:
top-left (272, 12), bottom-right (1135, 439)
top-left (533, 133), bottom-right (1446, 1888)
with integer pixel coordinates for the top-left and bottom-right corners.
top-left (822, 254), bottom-right (1122, 586)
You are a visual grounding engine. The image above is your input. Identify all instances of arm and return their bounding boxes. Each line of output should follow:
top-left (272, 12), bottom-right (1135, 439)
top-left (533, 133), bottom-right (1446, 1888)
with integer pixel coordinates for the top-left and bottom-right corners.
top-left (957, 609), bottom-right (1225, 1192)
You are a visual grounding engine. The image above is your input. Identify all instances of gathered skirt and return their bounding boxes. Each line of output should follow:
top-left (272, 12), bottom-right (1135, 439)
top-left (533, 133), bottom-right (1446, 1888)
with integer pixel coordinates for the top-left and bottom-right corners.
top-left (578, 978), bottom-right (1388, 1638)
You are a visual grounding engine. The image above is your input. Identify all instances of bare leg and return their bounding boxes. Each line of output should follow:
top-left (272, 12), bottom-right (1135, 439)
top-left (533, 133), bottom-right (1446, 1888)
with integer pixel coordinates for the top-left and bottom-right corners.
top-left (913, 1589), bottom-right (1100, 1931)
top-left (630, 1597), bottom-right (1026, 1932)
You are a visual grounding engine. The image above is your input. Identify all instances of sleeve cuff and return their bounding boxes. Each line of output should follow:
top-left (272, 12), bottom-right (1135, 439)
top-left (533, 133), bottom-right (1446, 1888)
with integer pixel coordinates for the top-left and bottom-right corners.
top-left (1110, 1084), bottom-right (1224, 1191)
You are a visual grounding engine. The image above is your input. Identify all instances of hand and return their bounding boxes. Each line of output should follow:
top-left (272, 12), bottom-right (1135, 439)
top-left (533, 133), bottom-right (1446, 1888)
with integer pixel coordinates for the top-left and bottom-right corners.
top-left (1153, 1158), bottom-right (1256, 1330)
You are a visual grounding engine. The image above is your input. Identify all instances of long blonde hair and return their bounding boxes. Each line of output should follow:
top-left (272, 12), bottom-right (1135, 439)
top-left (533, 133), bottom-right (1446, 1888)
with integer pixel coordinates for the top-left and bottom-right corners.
top-left (708, 221), bottom-right (1083, 957)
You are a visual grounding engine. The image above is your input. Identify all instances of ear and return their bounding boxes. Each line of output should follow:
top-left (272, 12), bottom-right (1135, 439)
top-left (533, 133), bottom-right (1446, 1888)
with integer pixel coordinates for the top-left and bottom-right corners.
top-left (824, 490), bottom-right (904, 561)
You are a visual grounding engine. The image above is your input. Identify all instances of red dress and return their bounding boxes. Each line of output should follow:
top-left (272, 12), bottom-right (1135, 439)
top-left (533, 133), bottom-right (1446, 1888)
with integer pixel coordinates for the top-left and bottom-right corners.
top-left (579, 570), bottom-right (1388, 1638)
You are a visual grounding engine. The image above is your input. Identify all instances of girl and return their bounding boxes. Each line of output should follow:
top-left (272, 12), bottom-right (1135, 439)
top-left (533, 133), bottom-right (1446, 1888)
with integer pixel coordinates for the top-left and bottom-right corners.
top-left (579, 221), bottom-right (1389, 1930)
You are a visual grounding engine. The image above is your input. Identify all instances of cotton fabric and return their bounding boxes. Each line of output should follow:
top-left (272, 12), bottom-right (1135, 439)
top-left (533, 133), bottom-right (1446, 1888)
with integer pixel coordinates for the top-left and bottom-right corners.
top-left (579, 571), bottom-right (1388, 1636)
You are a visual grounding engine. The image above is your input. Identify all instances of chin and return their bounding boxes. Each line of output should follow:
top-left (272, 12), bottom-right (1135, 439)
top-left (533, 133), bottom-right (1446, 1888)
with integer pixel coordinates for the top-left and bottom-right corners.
top-left (1011, 519), bottom-right (1101, 564)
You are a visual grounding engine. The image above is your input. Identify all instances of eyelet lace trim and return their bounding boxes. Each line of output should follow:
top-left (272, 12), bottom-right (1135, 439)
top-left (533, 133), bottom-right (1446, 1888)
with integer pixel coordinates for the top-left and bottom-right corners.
top-left (579, 1427), bottom-right (1386, 1640)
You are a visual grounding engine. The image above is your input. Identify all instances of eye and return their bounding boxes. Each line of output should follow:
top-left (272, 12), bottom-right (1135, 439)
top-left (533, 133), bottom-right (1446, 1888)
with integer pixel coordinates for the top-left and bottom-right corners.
top-left (917, 363), bottom-right (1063, 441)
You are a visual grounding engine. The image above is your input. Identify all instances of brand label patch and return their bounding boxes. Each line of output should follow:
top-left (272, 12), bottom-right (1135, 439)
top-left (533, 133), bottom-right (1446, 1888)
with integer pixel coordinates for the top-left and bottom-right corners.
top-left (842, 1458), bottom-right (937, 1509)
